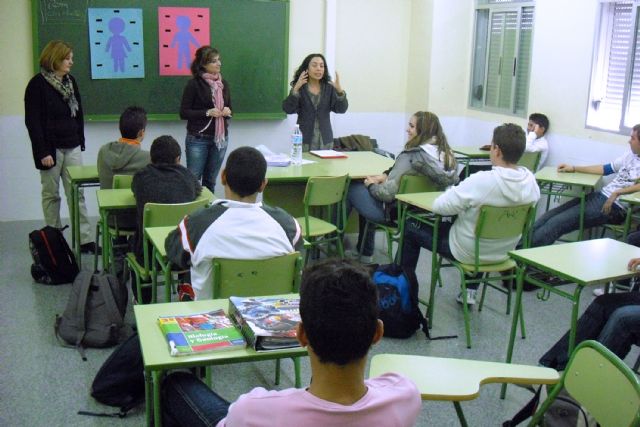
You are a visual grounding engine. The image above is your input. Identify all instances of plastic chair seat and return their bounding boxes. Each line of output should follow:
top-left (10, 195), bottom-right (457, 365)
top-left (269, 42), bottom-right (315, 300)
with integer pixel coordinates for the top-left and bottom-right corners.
top-left (457, 258), bottom-right (517, 274)
top-left (296, 216), bottom-right (338, 237)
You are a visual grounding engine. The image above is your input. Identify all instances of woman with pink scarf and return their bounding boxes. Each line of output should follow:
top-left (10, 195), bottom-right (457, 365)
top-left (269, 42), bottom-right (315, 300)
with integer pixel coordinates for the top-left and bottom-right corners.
top-left (180, 46), bottom-right (232, 192)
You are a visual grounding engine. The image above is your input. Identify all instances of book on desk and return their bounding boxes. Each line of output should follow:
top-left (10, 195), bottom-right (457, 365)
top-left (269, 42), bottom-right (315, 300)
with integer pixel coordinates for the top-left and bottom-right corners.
top-left (309, 149), bottom-right (348, 159)
top-left (229, 296), bottom-right (301, 351)
top-left (157, 309), bottom-right (246, 356)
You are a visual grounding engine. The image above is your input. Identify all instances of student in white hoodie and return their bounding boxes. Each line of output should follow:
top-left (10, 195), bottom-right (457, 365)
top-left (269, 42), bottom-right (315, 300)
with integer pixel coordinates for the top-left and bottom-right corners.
top-left (400, 123), bottom-right (541, 305)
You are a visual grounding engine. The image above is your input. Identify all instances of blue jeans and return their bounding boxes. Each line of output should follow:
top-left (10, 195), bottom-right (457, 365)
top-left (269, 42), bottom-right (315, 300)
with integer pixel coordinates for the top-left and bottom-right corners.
top-left (400, 218), bottom-right (454, 271)
top-left (346, 182), bottom-right (386, 256)
top-left (539, 292), bottom-right (640, 370)
top-left (531, 192), bottom-right (625, 247)
top-left (162, 372), bottom-right (230, 427)
top-left (185, 133), bottom-right (228, 193)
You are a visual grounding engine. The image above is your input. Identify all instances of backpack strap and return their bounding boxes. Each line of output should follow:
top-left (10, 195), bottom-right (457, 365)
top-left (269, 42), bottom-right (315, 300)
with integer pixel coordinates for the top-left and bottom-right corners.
top-left (74, 271), bottom-right (94, 353)
top-left (96, 274), bottom-right (124, 327)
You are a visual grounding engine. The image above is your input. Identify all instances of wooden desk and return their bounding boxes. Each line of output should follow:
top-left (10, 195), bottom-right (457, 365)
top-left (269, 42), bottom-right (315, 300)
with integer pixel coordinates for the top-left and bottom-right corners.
top-left (534, 167), bottom-right (602, 241)
top-left (67, 165), bottom-right (99, 263)
top-left (395, 192), bottom-right (445, 325)
top-left (370, 353), bottom-right (558, 427)
top-left (452, 146), bottom-right (490, 178)
top-left (502, 238), bottom-right (640, 398)
top-left (264, 151), bottom-right (394, 217)
top-left (135, 297), bottom-right (308, 427)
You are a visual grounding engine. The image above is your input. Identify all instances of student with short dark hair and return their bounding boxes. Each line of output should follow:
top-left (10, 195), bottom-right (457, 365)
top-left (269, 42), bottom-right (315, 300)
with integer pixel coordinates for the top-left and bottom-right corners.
top-left (161, 258), bottom-right (421, 426)
top-left (525, 112), bottom-right (550, 170)
top-left (401, 123), bottom-right (540, 305)
top-left (97, 106), bottom-right (149, 189)
top-left (132, 136), bottom-right (202, 267)
top-left (165, 146), bottom-right (302, 300)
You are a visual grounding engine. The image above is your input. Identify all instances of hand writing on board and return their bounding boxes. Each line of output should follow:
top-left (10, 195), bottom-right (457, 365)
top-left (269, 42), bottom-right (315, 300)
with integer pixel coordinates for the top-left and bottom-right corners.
top-left (330, 71), bottom-right (344, 95)
top-left (293, 71), bottom-right (308, 93)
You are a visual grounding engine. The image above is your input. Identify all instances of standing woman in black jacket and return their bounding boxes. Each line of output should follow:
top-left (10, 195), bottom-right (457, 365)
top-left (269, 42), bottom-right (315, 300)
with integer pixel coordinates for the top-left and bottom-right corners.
top-left (282, 53), bottom-right (348, 151)
top-left (24, 40), bottom-right (96, 253)
top-left (180, 46), bottom-right (231, 193)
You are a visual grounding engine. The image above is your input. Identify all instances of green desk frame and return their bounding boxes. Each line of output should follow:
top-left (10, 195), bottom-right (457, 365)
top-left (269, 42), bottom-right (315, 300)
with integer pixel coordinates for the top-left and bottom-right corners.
top-left (67, 165), bottom-right (99, 263)
top-left (134, 298), bottom-right (308, 427)
top-left (501, 238), bottom-right (640, 399)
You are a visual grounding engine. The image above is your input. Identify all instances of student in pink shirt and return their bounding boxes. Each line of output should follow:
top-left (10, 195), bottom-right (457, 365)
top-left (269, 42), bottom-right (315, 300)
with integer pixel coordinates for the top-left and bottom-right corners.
top-left (161, 258), bottom-right (422, 427)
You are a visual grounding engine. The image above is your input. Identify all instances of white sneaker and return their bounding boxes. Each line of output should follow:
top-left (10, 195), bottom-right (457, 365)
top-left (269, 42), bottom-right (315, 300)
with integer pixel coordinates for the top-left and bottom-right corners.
top-left (592, 287), bottom-right (605, 297)
top-left (456, 289), bottom-right (477, 305)
top-left (359, 255), bottom-right (374, 264)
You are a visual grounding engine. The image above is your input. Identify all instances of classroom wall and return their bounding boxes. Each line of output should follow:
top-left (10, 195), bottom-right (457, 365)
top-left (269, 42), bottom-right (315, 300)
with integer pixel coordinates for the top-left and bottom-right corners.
top-left (0, 0), bottom-right (633, 222)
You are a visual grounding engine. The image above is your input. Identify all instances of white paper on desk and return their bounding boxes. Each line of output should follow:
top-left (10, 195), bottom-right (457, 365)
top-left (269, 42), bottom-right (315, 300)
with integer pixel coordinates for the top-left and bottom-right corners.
top-left (256, 144), bottom-right (291, 167)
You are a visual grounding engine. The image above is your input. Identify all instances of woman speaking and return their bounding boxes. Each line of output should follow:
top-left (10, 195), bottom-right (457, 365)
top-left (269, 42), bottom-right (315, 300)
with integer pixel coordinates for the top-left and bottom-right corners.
top-left (24, 40), bottom-right (95, 253)
top-left (180, 46), bottom-right (232, 193)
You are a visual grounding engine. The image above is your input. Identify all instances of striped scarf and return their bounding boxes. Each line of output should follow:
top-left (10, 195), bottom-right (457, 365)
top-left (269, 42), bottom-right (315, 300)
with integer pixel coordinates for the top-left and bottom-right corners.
top-left (201, 72), bottom-right (226, 147)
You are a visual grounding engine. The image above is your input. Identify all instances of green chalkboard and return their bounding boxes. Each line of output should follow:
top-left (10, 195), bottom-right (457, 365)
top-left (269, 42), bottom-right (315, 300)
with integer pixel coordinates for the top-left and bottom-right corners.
top-left (32, 0), bottom-right (289, 120)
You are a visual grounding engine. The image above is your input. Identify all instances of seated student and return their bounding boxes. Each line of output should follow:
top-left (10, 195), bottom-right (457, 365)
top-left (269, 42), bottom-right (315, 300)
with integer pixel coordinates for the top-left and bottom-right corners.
top-left (97, 106), bottom-right (150, 189)
top-left (525, 112), bottom-right (550, 170)
top-left (531, 124), bottom-right (640, 248)
top-left (165, 146), bottom-right (302, 300)
top-left (400, 123), bottom-right (541, 305)
top-left (346, 111), bottom-right (458, 263)
top-left (540, 285), bottom-right (640, 370)
top-left (162, 258), bottom-right (422, 426)
top-left (132, 135), bottom-right (202, 264)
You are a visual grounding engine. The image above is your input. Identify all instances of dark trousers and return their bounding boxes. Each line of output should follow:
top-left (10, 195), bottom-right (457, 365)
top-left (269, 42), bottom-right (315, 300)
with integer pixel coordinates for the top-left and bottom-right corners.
top-left (162, 372), bottom-right (230, 427)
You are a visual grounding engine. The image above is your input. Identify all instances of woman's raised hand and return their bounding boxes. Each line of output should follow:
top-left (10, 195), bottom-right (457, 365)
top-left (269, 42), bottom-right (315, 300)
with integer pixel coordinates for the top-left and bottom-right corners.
top-left (330, 71), bottom-right (344, 95)
top-left (293, 71), bottom-right (308, 93)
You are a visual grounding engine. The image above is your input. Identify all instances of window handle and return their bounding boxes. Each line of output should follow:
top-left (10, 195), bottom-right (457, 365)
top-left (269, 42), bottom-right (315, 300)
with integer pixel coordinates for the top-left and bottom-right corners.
top-left (512, 58), bottom-right (517, 76)
top-left (498, 57), bottom-right (502, 75)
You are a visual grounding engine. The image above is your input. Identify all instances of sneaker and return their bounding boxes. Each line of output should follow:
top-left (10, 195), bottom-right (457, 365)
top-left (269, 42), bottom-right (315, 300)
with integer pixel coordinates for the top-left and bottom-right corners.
top-left (592, 287), bottom-right (605, 297)
top-left (80, 242), bottom-right (102, 255)
top-left (344, 249), bottom-right (360, 260)
top-left (359, 255), bottom-right (374, 264)
top-left (178, 283), bottom-right (195, 302)
top-left (456, 289), bottom-right (477, 305)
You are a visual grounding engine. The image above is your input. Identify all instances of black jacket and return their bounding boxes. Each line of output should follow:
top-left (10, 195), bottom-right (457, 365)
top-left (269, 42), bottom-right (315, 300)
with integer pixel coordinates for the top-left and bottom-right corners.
top-left (282, 82), bottom-right (348, 149)
top-left (24, 73), bottom-right (85, 170)
top-left (179, 76), bottom-right (231, 137)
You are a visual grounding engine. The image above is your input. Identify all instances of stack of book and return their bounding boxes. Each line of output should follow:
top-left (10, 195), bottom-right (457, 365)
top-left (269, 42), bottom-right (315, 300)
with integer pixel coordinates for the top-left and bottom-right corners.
top-left (229, 296), bottom-right (301, 351)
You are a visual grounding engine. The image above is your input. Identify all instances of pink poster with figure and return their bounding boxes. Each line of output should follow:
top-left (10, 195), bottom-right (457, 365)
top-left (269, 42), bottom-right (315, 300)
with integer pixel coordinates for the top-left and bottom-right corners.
top-left (158, 7), bottom-right (210, 76)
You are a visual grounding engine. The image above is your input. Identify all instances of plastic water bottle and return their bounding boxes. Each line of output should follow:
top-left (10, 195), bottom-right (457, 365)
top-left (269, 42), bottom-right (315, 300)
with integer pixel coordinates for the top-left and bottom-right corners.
top-left (290, 125), bottom-right (303, 165)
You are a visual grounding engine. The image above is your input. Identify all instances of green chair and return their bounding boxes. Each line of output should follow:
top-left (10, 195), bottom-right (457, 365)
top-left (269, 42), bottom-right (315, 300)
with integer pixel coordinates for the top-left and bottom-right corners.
top-left (529, 340), bottom-right (640, 427)
top-left (434, 204), bottom-right (535, 348)
top-left (296, 175), bottom-right (350, 264)
top-left (209, 252), bottom-right (304, 388)
top-left (517, 151), bottom-right (542, 172)
top-left (360, 174), bottom-right (438, 262)
top-left (124, 198), bottom-right (210, 304)
top-left (94, 174), bottom-right (136, 272)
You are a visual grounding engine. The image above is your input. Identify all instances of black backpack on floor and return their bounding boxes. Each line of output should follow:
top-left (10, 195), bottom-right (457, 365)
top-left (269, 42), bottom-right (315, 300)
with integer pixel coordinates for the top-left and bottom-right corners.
top-left (78, 333), bottom-right (145, 418)
top-left (55, 270), bottom-right (128, 360)
top-left (29, 225), bottom-right (79, 285)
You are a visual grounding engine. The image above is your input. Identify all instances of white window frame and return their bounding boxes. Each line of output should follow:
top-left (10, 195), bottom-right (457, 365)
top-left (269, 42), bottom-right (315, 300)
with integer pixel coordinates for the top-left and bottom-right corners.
top-left (469, 0), bottom-right (535, 117)
top-left (587, 1), bottom-right (640, 134)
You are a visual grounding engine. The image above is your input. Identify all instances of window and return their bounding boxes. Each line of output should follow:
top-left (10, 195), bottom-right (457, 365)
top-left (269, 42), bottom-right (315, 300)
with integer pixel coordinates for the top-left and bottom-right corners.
top-left (587, 1), bottom-right (640, 133)
top-left (469, 1), bottom-right (535, 116)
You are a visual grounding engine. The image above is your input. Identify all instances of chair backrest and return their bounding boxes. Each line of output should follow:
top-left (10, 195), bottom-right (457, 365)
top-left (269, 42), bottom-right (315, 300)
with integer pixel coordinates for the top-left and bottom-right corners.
top-left (112, 174), bottom-right (133, 189)
top-left (517, 151), bottom-right (541, 172)
top-left (303, 175), bottom-right (350, 207)
top-left (212, 252), bottom-right (302, 298)
top-left (398, 174), bottom-right (438, 195)
top-left (142, 198), bottom-right (210, 228)
top-left (475, 204), bottom-right (533, 240)
top-left (557, 340), bottom-right (640, 426)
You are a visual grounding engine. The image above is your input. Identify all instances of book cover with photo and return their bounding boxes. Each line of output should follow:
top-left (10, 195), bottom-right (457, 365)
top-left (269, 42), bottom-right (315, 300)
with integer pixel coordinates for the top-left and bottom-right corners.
top-left (228, 296), bottom-right (301, 351)
top-left (158, 309), bottom-right (246, 356)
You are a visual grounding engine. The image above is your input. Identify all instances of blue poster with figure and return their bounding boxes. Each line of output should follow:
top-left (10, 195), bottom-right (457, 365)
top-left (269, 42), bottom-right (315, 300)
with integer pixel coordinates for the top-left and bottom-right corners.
top-left (88, 8), bottom-right (144, 79)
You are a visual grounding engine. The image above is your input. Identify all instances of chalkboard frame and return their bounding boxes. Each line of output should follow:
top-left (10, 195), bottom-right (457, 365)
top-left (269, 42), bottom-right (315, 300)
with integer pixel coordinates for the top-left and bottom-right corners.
top-left (31, 0), bottom-right (290, 121)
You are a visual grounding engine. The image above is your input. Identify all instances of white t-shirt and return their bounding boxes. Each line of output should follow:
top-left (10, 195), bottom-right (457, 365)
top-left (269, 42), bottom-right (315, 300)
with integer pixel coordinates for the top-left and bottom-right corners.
top-left (601, 151), bottom-right (640, 203)
top-left (217, 373), bottom-right (421, 427)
